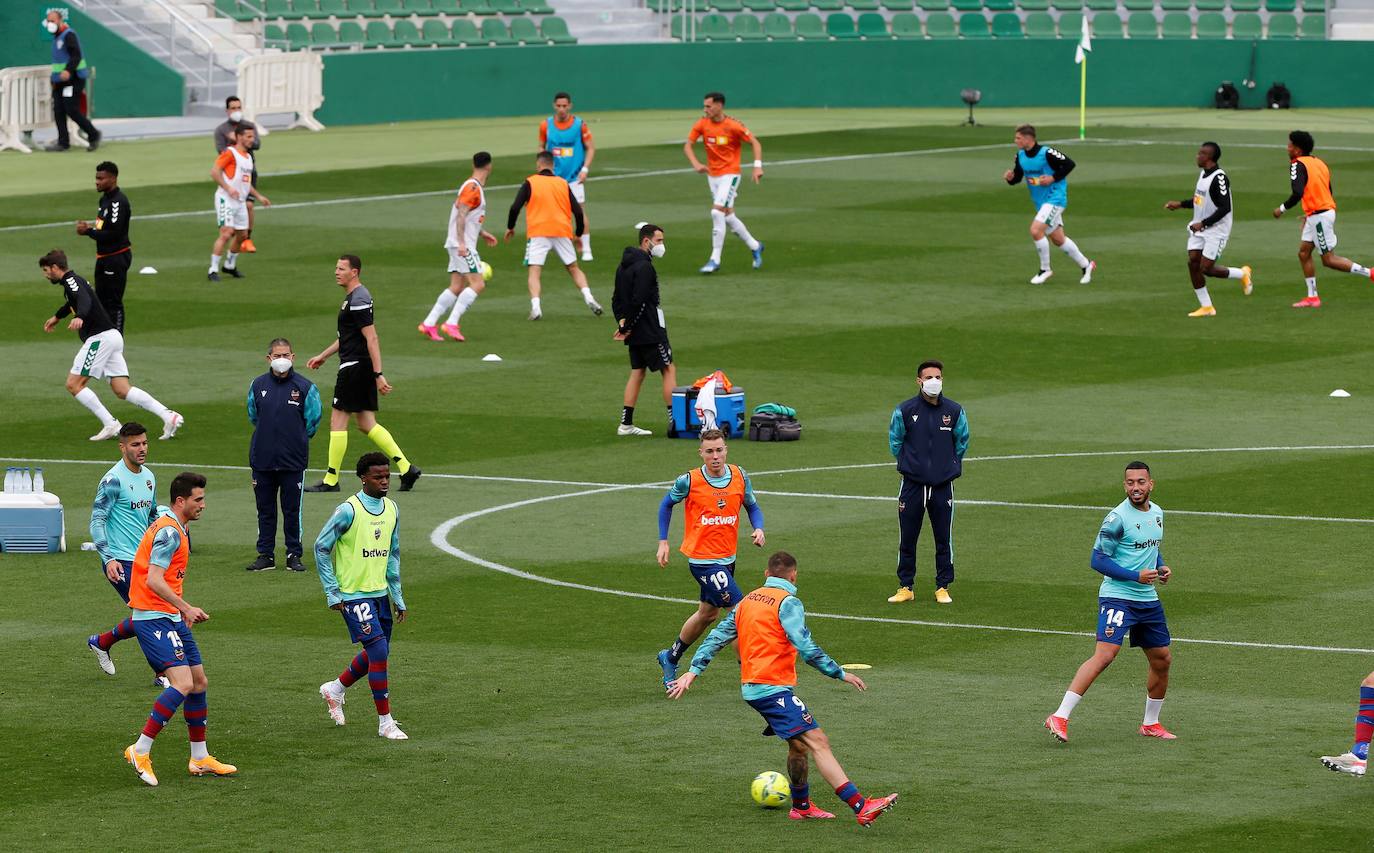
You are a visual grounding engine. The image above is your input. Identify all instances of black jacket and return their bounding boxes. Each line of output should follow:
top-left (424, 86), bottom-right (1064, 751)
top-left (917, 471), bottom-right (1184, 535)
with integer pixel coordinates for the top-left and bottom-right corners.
top-left (612, 247), bottom-right (666, 345)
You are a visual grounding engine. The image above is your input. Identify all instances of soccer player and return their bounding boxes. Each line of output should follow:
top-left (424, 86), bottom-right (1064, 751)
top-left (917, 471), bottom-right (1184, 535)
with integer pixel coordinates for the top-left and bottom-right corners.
top-left (1045, 461), bottom-right (1175, 744)
top-left (39, 249), bottom-right (183, 442)
top-left (213, 96), bottom-right (262, 253)
top-left (123, 472), bottom-right (237, 786)
top-left (306, 255), bottom-right (422, 493)
top-left (683, 92), bottom-right (764, 274)
top-left (315, 452), bottom-right (409, 741)
top-left (505, 150), bottom-right (602, 320)
top-left (1003, 124), bottom-right (1095, 285)
top-left (1272, 130), bottom-right (1374, 308)
top-left (540, 92), bottom-right (595, 261)
top-left (76, 161), bottom-right (132, 332)
top-left (613, 223), bottom-right (675, 436)
top-left (1164, 142), bottom-right (1253, 317)
top-left (419, 151), bottom-right (497, 342)
top-left (667, 551), bottom-right (898, 827)
top-left (208, 123), bottom-right (271, 283)
top-left (654, 428), bottom-right (765, 690)
top-left (1318, 673), bottom-right (1374, 776)
top-left (86, 422), bottom-right (158, 677)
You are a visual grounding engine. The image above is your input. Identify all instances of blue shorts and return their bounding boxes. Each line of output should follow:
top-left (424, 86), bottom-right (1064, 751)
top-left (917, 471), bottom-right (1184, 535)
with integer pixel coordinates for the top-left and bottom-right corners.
top-left (746, 688), bottom-right (820, 740)
top-left (689, 561), bottom-right (742, 608)
top-left (340, 595), bottom-right (394, 646)
top-left (132, 617), bottom-right (202, 672)
top-left (101, 557), bottom-right (133, 603)
top-left (1097, 597), bottom-right (1170, 648)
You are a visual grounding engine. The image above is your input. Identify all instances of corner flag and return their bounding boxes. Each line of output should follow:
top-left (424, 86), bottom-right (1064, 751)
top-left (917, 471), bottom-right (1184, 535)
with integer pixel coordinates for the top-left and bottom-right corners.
top-left (1075, 16), bottom-right (1091, 138)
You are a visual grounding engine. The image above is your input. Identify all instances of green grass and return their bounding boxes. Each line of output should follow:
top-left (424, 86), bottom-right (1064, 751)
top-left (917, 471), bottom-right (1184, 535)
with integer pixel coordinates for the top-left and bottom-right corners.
top-left (2, 108), bottom-right (1373, 850)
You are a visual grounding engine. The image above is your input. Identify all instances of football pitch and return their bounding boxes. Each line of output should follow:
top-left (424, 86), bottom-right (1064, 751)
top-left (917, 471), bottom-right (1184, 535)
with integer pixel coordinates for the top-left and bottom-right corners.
top-left (2, 107), bottom-right (1373, 850)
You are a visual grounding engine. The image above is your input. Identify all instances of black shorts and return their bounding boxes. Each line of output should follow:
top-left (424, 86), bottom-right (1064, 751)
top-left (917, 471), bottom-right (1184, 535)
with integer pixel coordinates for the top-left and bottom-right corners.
top-left (628, 341), bottom-right (672, 372)
top-left (332, 362), bottom-right (378, 413)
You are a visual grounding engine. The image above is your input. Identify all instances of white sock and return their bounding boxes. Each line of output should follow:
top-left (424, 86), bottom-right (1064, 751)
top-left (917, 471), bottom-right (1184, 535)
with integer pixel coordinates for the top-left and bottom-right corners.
top-left (1143, 697), bottom-right (1164, 726)
top-left (448, 288), bottom-right (478, 324)
top-left (328, 678), bottom-right (345, 694)
top-left (1194, 286), bottom-right (1212, 308)
top-left (125, 387), bottom-right (172, 422)
top-left (1226, 267), bottom-right (1245, 279)
top-left (1034, 237), bottom-right (1050, 270)
top-left (1306, 276), bottom-right (1318, 298)
top-left (709, 209), bottom-right (726, 263)
top-left (378, 713), bottom-right (394, 727)
top-left (424, 289), bottom-right (458, 326)
top-left (224, 252), bottom-right (238, 270)
top-left (1054, 690), bottom-right (1082, 719)
top-left (74, 387), bottom-right (118, 427)
top-left (135, 734), bottom-right (155, 754)
top-left (190, 740), bottom-right (209, 760)
top-left (724, 213), bottom-right (760, 251)
top-left (1059, 237), bottom-right (1089, 268)
top-left (580, 286), bottom-right (597, 305)
top-left (1350, 263), bottom-right (1370, 277)
top-left (580, 233), bottom-right (591, 253)
top-left (209, 254), bottom-right (221, 273)
top-left (530, 296), bottom-right (542, 314)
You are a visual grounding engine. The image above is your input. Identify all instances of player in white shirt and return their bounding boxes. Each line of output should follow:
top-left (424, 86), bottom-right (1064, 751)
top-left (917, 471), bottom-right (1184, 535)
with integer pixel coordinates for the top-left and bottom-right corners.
top-left (419, 152), bottom-right (498, 342)
top-left (208, 124), bottom-right (271, 283)
top-left (1164, 142), bottom-right (1252, 317)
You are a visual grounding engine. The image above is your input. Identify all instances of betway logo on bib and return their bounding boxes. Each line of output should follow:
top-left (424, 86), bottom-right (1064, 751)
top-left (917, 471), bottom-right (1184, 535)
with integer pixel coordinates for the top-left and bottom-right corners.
top-left (698, 514), bottom-right (738, 527)
top-left (362, 547), bottom-right (390, 559)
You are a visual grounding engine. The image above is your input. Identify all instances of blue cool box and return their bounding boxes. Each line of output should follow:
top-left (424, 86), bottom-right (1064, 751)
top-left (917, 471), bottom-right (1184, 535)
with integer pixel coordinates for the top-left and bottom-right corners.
top-left (670, 385), bottom-right (746, 439)
top-left (0, 495), bottom-right (66, 554)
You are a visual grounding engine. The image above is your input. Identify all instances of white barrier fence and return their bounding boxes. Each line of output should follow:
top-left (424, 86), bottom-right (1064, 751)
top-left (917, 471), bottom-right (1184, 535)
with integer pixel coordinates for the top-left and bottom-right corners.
top-left (238, 52), bottom-right (325, 137)
top-left (0, 64), bottom-right (97, 154)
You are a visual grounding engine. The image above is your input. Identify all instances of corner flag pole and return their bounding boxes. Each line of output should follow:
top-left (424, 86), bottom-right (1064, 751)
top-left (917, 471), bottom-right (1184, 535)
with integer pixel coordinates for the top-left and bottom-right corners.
top-left (1074, 16), bottom-right (1091, 140)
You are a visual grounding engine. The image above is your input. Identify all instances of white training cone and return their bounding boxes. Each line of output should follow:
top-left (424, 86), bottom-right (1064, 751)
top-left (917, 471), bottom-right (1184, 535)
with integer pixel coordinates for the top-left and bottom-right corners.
top-left (482, 353), bottom-right (502, 362)
top-left (138, 266), bottom-right (158, 274)
top-left (1329, 389), bottom-right (1351, 397)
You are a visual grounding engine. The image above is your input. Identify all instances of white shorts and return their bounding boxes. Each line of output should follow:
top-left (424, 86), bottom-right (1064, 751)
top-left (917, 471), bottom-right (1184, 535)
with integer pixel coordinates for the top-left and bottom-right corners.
top-left (1186, 226), bottom-right (1230, 260)
top-left (1034, 203), bottom-right (1065, 231)
top-left (570, 181), bottom-right (586, 205)
top-left (524, 236), bottom-right (578, 267)
top-left (708, 173), bottom-right (741, 209)
top-left (71, 329), bottom-right (128, 379)
top-left (1301, 209), bottom-right (1337, 253)
top-left (446, 246), bottom-right (483, 275)
top-left (215, 193), bottom-right (249, 230)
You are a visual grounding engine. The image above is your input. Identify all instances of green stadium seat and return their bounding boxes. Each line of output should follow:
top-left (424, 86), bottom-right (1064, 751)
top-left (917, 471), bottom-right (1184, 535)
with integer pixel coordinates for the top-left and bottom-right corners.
top-left (264, 0), bottom-right (292, 17)
top-left (914, 0), bottom-right (944, 10)
top-left (345, 0), bottom-right (379, 17)
top-left (991, 10), bottom-right (1023, 34)
top-left (1163, 10), bottom-right (1194, 35)
top-left (286, 21), bottom-right (311, 46)
top-left (959, 11), bottom-right (991, 35)
top-left (1018, 0), bottom-right (1049, 9)
top-left (733, 12), bottom-right (767, 38)
top-left (776, 0), bottom-right (808, 10)
top-left (521, 0), bottom-right (555, 12)
top-left (714, 0), bottom-right (743, 11)
top-left (1232, 12), bottom-right (1261, 36)
top-left (794, 12), bottom-right (827, 37)
top-left (1192, 10), bottom-right (1225, 34)
top-left (1121, 0), bottom-right (1150, 9)
top-left (1092, 10), bottom-right (1122, 35)
top-left (450, 16), bottom-right (481, 41)
top-left (405, 0), bottom-right (437, 13)
top-left (926, 10), bottom-right (957, 34)
top-left (856, 11), bottom-right (891, 34)
top-left (479, 17), bottom-right (514, 42)
top-left (669, 12), bottom-right (684, 36)
top-left (1058, 10), bottom-right (1083, 33)
top-left (1300, 11), bottom-right (1324, 34)
top-left (814, 0), bottom-right (845, 10)
top-left (364, 19), bottom-right (396, 45)
top-left (421, 17), bottom-right (454, 42)
top-left (1158, 0), bottom-right (1189, 10)
top-left (1024, 10), bottom-right (1055, 34)
top-left (310, 21), bottom-right (340, 46)
top-left (1265, 0), bottom-right (1296, 8)
top-left (885, 0), bottom-right (917, 9)
top-left (1051, 0), bottom-right (1081, 9)
top-left (1231, 0), bottom-right (1261, 9)
top-left (762, 11), bottom-right (795, 36)
top-left (1301, 0), bottom-right (1323, 11)
top-left (951, 0), bottom-right (981, 10)
top-left (510, 16), bottom-right (541, 41)
top-left (462, 0), bottom-right (496, 14)
top-left (265, 22), bottom-right (289, 45)
top-left (225, 0), bottom-right (260, 20)
top-left (392, 18), bottom-right (424, 41)
top-left (1084, 0), bottom-right (1115, 9)
top-left (1267, 11), bottom-right (1297, 35)
top-left (743, 0), bottom-right (776, 10)
top-left (1193, 0), bottom-right (1224, 9)
top-left (315, 0), bottom-right (347, 17)
top-left (700, 12), bottom-right (734, 38)
top-left (890, 11), bottom-right (923, 35)
top-left (826, 11), bottom-right (859, 36)
top-left (849, 0), bottom-right (881, 10)
top-left (431, 0), bottom-right (461, 11)
top-left (214, 0), bottom-right (238, 20)
top-left (541, 15), bottom-right (577, 41)
top-left (1127, 11), bottom-right (1157, 36)
top-left (371, 0), bottom-right (404, 16)
top-left (984, 0), bottom-right (1015, 10)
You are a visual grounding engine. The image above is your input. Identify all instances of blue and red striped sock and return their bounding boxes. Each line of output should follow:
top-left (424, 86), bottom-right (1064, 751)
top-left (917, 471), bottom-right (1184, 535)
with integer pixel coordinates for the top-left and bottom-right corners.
top-left (367, 660), bottom-right (390, 716)
top-left (184, 690), bottom-right (207, 748)
top-left (834, 781), bottom-right (865, 814)
top-left (1353, 686), bottom-right (1374, 760)
top-left (339, 650), bottom-right (368, 688)
top-left (792, 783), bottom-right (811, 811)
top-left (96, 618), bottom-right (135, 651)
top-left (142, 686), bottom-right (186, 740)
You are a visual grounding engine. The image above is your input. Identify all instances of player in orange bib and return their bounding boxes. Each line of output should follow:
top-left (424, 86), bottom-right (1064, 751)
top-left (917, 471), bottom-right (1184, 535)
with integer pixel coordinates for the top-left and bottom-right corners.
top-left (668, 552), bottom-right (899, 826)
top-left (655, 428), bottom-right (764, 690)
top-left (1272, 130), bottom-right (1374, 308)
top-left (684, 92), bottom-right (765, 274)
top-left (122, 472), bottom-right (237, 786)
top-left (505, 150), bottom-right (603, 320)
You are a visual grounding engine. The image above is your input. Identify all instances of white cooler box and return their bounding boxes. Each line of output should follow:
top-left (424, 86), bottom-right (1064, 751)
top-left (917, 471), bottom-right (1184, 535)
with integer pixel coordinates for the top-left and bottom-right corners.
top-left (0, 492), bottom-right (66, 553)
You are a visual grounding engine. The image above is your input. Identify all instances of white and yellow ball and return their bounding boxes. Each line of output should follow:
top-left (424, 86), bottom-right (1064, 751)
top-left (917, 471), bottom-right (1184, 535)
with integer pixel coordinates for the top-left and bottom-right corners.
top-left (751, 771), bottom-right (790, 808)
top-left (480, 261), bottom-right (493, 281)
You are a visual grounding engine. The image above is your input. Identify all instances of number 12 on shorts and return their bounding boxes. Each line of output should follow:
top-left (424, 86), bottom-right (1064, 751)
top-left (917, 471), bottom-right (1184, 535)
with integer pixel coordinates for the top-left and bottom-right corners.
top-left (350, 602), bottom-right (373, 621)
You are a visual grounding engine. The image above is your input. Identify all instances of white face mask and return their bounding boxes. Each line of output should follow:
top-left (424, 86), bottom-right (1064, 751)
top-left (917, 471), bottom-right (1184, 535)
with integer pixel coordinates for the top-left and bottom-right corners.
top-left (270, 357), bottom-right (292, 374)
top-left (229, 110), bottom-right (243, 122)
top-left (44, 20), bottom-right (59, 33)
top-left (650, 243), bottom-right (666, 259)
top-left (921, 377), bottom-right (943, 397)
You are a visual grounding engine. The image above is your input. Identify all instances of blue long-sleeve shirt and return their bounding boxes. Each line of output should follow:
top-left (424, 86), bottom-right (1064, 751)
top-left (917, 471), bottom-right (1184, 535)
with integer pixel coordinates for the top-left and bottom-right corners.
top-left (658, 465), bottom-right (764, 565)
top-left (314, 491), bottom-right (404, 610)
top-left (688, 576), bottom-right (845, 700)
top-left (90, 459), bottom-right (157, 565)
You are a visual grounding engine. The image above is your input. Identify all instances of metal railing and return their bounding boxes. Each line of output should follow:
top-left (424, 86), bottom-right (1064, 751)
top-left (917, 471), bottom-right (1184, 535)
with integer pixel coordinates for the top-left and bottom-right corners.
top-left (73, 0), bottom-right (224, 104)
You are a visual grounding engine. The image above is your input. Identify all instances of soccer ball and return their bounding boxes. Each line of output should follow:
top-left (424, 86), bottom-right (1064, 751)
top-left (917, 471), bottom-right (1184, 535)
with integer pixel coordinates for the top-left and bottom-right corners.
top-left (751, 771), bottom-right (790, 808)
top-left (480, 261), bottom-right (493, 281)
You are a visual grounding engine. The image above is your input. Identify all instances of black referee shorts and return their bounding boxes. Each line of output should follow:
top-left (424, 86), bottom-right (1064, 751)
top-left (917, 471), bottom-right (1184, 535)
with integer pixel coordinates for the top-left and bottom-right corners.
top-left (628, 341), bottom-right (673, 373)
top-left (332, 362), bottom-right (379, 413)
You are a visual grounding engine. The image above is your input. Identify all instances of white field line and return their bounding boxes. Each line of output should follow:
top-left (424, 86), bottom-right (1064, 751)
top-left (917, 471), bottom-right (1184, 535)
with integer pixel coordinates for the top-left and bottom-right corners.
top-left (1082, 136), bottom-right (1374, 153)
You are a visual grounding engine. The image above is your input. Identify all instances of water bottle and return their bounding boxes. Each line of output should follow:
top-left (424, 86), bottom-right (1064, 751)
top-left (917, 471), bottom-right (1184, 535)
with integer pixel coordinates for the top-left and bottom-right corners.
top-left (21, 467), bottom-right (32, 493)
top-left (32, 468), bottom-right (44, 495)
top-left (3, 467), bottom-right (12, 493)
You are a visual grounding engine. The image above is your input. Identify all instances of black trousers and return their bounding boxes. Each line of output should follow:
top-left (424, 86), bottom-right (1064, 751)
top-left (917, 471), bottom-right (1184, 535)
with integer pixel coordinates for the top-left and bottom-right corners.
top-left (94, 251), bottom-right (131, 332)
top-left (896, 478), bottom-right (955, 589)
top-left (253, 469), bottom-right (305, 557)
top-left (52, 79), bottom-right (97, 147)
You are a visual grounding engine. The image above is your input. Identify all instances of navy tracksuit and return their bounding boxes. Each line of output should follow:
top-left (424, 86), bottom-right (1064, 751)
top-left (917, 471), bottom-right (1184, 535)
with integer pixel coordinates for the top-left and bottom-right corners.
top-left (889, 393), bottom-right (970, 589)
top-left (247, 369), bottom-right (321, 558)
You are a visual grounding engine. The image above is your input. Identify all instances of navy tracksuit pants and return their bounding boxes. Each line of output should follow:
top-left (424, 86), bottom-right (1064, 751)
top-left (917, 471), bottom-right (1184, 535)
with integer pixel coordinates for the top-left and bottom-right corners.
top-left (896, 478), bottom-right (955, 589)
top-left (253, 469), bottom-right (304, 557)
